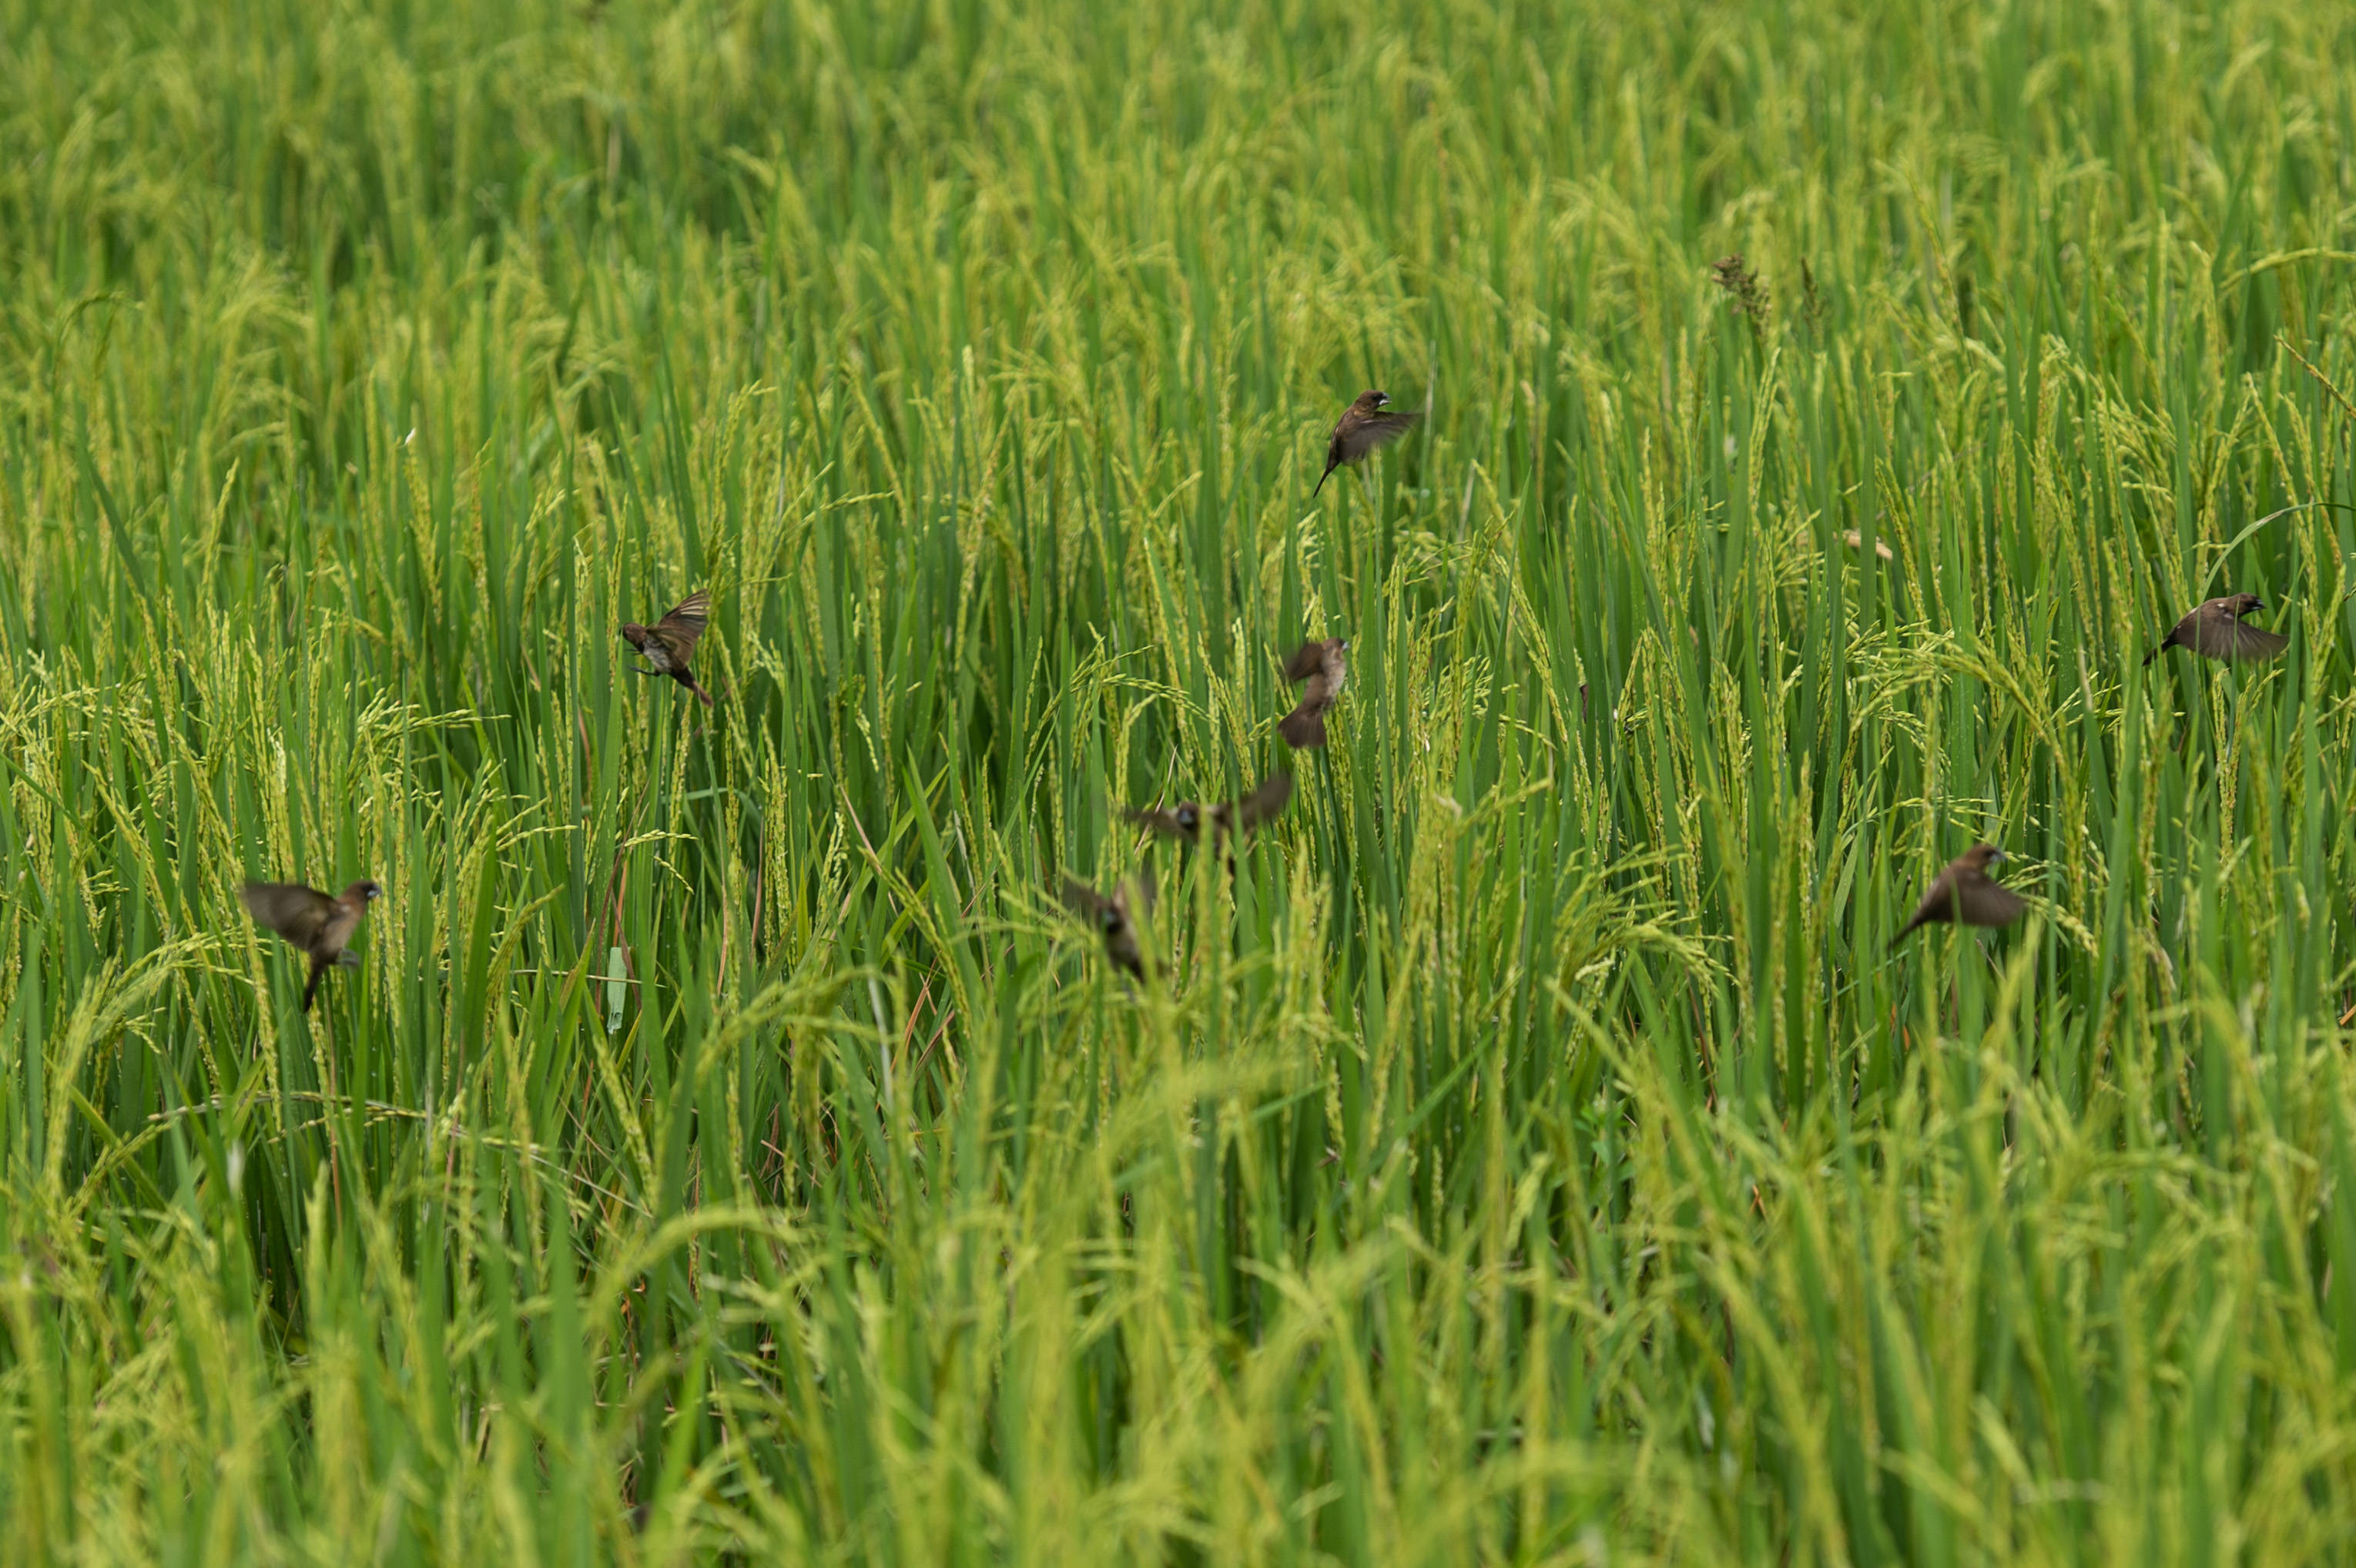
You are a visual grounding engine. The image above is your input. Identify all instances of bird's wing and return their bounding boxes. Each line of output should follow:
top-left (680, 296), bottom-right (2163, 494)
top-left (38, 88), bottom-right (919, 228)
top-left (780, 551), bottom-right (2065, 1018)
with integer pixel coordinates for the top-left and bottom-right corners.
top-left (2213, 618), bottom-right (2289, 662)
top-left (1282, 642), bottom-right (1328, 683)
top-left (1338, 411), bottom-right (1421, 462)
top-left (1122, 805), bottom-right (1194, 841)
top-left (657, 591), bottom-right (710, 655)
top-left (1060, 877), bottom-right (1115, 924)
top-left (1233, 772), bottom-right (1295, 829)
top-left (1959, 879), bottom-right (2028, 926)
top-left (241, 882), bottom-right (335, 947)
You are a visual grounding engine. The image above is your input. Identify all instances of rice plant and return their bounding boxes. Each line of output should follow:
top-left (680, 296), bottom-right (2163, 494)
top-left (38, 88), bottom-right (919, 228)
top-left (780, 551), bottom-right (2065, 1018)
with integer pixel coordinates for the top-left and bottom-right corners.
top-left (2, 0), bottom-right (2354, 1560)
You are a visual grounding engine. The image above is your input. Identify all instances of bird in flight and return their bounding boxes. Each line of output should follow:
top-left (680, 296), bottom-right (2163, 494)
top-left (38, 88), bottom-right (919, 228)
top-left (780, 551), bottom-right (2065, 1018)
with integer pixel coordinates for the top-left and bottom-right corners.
top-left (1059, 873), bottom-right (1155, 979)
top-left (1889, 845), bottom-right (2024, 950)
top-left (2143, 593), bottom-right (2287, 668)
top-left (240, 878), bottom-right (384, 1011)
top-left (1314, 390), bottom-right (1420, 495)
top-left (1279, 638), bottom-right (1349, 749)
top-left (1124, 771), bottom-right (1295, 849)
top-left (621, 589), bottom-right (715, 705)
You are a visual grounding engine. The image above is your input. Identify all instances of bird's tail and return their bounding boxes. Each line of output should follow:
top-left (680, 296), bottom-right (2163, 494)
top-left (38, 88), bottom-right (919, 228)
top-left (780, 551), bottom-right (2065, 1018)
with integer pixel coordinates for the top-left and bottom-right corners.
top-left (302, 960), bottom-right (326, 1013)
top-left (1889, 887), bottom-right (1962, 950)
top-left (682, 672), bottom-right (716, 707)
top-left (2140, 646), bottom-right (2157, 668)
top-left (1279, 709), bottom-right (1326, 748)
top-left (1313, 465), bottom-right (1332, 497)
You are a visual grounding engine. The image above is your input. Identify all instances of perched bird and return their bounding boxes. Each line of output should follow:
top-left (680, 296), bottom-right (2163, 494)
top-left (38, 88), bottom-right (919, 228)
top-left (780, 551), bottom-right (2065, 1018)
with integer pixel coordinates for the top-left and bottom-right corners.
top-left (1059, 874), bottom-right (1155, 979)
top-left (1279, 638), bottom-right (1349, 749)
top-left (2143, 594), bottom-right (2287, 668)
top-left (1889, 845), bottom-right (2025, 950)
top-left (620, 589), bottom-right (714, 705)
top-left (1313, 390), bottom-right (1421, 495)
top-left (1124, 772), bottom-right (1295, 848)
top-left (240, 879), bottom-right (384, 1011)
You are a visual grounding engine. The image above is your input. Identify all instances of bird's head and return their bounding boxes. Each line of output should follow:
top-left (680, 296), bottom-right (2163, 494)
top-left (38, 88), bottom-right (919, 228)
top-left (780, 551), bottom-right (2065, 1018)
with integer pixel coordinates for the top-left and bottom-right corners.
top-left (1356, 390), bottom-right (1389, 413)
top-left (1962, 844), bottom-right (2007, 870)
top-left (344, 879), bottom-right (384, 903)
top-left (618, 623), bottom-right (649, 648)
top-left (1175, 805), bottom-right (1200, 833)
top-left (2227, 593), bottom-right (2266, 616)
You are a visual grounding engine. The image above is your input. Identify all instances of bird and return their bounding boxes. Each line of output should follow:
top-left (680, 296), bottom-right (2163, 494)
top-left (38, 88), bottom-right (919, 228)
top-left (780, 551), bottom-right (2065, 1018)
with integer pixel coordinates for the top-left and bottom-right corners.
top-left (1839, 528), bottom-right (1895, 561)
top-left (240, 879), bottom-right (384, 1011)
top-left (1313, 390), bottom-right (1421, 495)
top-left (2143, 594), bottom-right (2287, 668)
top-left (1279, 638), bottom-right (1349, 748)
top-left (620, 589), bottom-right (714, 705)
top-left (1889, 845), bottom-right (2025, 950)
top-left (1124, 771), bottom-right (1295, 848)
top-left (1059, 873), bottom-right (1155, 979)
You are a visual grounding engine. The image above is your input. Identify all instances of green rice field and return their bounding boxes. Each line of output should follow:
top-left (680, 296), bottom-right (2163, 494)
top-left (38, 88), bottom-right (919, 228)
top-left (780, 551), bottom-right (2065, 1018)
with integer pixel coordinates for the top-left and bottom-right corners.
top-left (5, 0), bottom-right (2356, 1560)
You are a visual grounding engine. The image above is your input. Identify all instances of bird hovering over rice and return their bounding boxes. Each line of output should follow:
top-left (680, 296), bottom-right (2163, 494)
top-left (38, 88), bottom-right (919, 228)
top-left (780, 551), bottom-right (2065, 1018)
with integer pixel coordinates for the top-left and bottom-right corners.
top-left (240, 878), bottom-right (384, 1011)
top-left (1313, 390), bottom-right (1420, 495)
top-left (620, 589), bottom-right (714, 705)
top-left (1279, 638), bottom-right (1349, 749)
top-left (1889, 845), bottom-right (2024, 950)
top-left (1058, 873), bottom-right (1155, 979)
top-left (2143, 593), bottom-right (2287, 668)
top-left (1124, 772), bottom-right (1295, 850)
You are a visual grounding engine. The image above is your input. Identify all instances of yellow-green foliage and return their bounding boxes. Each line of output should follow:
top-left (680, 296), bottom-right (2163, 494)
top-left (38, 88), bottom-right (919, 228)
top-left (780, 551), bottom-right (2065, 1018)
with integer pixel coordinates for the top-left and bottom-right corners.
top-left (2, 0), bottom-right (2355, 1560)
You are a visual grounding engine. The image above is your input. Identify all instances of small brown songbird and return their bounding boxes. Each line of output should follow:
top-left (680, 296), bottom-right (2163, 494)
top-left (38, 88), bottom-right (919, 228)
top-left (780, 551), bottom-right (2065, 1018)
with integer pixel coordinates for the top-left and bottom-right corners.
top-left (1059, 874), bottom-right (1155, 979)
top-left (1279, 638), bottom-right (1349, 749)
top-left (240, 879), bottom-right (384, 1011)
top-left (1889, 845), bottom-right (2025, 950)
top-left (1125, 772), bottom-right (1295, 848)
top-left (2143, 593), bottom-right (2287, 668)
top-left (620, 589), bottom-right (714, 705)
top-left (1313, 390), bottom-right (1421, 495)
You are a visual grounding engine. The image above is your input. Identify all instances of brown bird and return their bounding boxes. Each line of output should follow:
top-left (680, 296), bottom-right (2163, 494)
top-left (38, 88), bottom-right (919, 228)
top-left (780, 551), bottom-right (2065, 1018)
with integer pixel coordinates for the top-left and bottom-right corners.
top-left (1279, 638), bottom-right (1349, 749)
top-left (240, 879), bottom-right (384, 1011)
top-left (1313, 390), bottom-right (1421, 495)
top-left (620, 589), bottom-right (714, 705)
top-left (1124, 771), bottom-right (1295, 848)
top-left (1059, 873), bottom-right (1155, 979)
top-left (2143, 593), bottom-right (2287, 668)
top-left (1889, 845), bottom-right (2025, 950)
